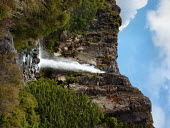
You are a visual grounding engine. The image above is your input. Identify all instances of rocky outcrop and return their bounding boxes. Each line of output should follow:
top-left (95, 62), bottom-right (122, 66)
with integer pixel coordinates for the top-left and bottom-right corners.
top-left (0, 30), bottom-right (40, 82)
top-left (41, 1), bottom-right (154, 127)
top-left (45, 4), bottom-right (121, 73)
top-left (17, 46), bottom-right (40, 81)
top-left (41, 71), bottom-right (153, 127)
top-left (0, 30), bottom-right (16, 55)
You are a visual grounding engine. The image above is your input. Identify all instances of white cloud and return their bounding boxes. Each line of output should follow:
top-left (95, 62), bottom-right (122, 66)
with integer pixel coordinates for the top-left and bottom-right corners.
top-left (152, 105), bottom-right (165, 128)
top-left (116, 0), bottom-right (148, 30)
top-left (147, 0), bottom-right (170, 104)
top-left (146, 0), bottom-right (170, 127)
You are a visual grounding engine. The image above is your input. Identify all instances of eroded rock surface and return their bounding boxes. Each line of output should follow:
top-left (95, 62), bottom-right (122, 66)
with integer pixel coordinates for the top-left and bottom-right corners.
top-left (44, 4), bottom-right (121, 73)
top-left (41, 1), bottom-right (154, 127)
top-left (41, 71), bottom-right (153, 127)
top-left (0, 30), bottom-right (16, 55)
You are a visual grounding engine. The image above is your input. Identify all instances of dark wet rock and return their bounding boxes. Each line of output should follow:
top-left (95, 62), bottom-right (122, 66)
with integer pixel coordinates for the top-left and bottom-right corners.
top-left (17, 46), bottom-right (40, 81)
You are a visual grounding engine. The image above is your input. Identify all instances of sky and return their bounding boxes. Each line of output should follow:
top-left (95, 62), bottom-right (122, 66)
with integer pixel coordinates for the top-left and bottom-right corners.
top-left (116, 0), bottom-right (170, 128)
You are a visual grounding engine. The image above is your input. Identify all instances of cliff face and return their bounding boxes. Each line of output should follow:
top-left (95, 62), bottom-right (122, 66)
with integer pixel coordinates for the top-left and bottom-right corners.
top-left (0, 0), bottom-right (154, 127)
top-left (48, 4), bottom-right (121, 73)
top-left (42, 1), bottom-right (154, 127)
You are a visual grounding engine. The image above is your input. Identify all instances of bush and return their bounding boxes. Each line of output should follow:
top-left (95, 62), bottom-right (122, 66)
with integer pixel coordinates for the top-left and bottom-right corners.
top-left (68, 0), bottom-right (105, 33)
top-left (102, 117), bottom-right (124, 127)
top-left (25, 78), bottom-right (103, 128)
top-left (3, 91), bottom-right (40, 128)
top-left (67, 76), bottom-right (78, 84)
top-left (0, 53), bottom-right (23, 121)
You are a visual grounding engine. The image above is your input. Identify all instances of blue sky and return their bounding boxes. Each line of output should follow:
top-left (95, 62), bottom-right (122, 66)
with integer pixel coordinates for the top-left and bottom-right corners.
top-left (116, 0), bottom-right (170, 128)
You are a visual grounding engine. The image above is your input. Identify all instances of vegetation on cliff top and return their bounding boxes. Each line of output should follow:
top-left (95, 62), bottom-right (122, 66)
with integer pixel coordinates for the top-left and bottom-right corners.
top-left (0, 0), bottom-right (106, 51)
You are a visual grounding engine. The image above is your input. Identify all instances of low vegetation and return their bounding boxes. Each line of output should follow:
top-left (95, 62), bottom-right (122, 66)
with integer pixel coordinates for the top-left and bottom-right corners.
top-left (25, 78), bottom-right (103, 128)
top-left (2, 91), bottom-right (40, 128)
top-left (102, 117), bottom-right (124, 127)
top-left (0, 53), bottom-right (23, 126)
top-left (1, 78), bottom-right (103, 128)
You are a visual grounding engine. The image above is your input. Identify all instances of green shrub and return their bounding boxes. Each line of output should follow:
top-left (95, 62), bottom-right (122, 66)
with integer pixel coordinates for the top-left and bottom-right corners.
top-left (25, 78), bottom-right (103, 128)
top-left (0, 53), bottom-right (23, 123)
top-left (68, 0), bottom-right (105, 33)
top-left (3, 91), bottom-right (40, 128)
top-left (67, 76), bottom-right (78, 84)
top-left (59, 12), bottom-right (70, 27)
top-left (103, 117), bottom-right (124, 127)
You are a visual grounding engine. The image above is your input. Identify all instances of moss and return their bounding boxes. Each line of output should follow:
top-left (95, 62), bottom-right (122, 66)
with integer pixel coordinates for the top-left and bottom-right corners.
top-left (67, 76), bottom-right (79, 84)
top-left (59, 12), bottom-right (70, 27)
top-left (102, 117), bottom-right (124, 128)
top-left (0, 7), bottom-right (6, 21)
top-left (14, 40), bottom-right (36, 51)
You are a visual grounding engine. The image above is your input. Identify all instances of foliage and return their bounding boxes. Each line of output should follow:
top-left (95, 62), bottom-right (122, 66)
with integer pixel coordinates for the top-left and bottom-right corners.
top-left (14, 39), bottom-right (36, 51)
top-left (0, 0), bottom-right (106, 51)
top-left (67, 76), bottom-right (79, 84)
top-left (0, 7), bottom-right (6, 21)
top-left (2, 91), bottom-right (40, 128)
top-left (42, 30), bottom-right (61, 53)
top-left (42, 0), bottom-right (106, 52)
top-left (68, 0), bottom-right (105, 34)
top-left (25, 78), bottom-right (103, 128)
top-left (0, 0), bottom-right (81, 51)
top-left (102, 117), bottom-right (124, 128)
top-left (0, 53), bottom-right (23, 119)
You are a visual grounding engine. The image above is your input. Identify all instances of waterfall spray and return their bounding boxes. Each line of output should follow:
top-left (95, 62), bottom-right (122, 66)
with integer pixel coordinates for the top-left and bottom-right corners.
top-left (38, 41), bottom-right (104, 73)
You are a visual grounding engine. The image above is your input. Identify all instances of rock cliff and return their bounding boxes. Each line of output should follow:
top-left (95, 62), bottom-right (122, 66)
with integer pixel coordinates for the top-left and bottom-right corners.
top-left (41, 1), bottom-right (154, 127)
top-left (0, 0), bottom-right (154, 127)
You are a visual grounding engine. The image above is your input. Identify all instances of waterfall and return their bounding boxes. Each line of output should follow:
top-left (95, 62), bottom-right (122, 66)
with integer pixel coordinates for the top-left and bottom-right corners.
top-left (18, 40), bottom-right (104, 81)
top-left (38, 41), bottom-right (104, 73)
top-left (39, 58), bottom-right (104, 73)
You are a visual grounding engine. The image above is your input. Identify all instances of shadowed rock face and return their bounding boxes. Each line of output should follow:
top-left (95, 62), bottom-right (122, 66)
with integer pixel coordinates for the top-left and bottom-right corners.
top-left (0, 30), bottom-right (16, 55)
top-left (41, 1), bottom-right (154, 127)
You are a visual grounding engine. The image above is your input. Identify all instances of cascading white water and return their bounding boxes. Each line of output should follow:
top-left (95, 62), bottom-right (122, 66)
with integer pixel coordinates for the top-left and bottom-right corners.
top-left (39, 58), bottom-right (104, 73)
top-left (38, 41), bottom-right (104, 73)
